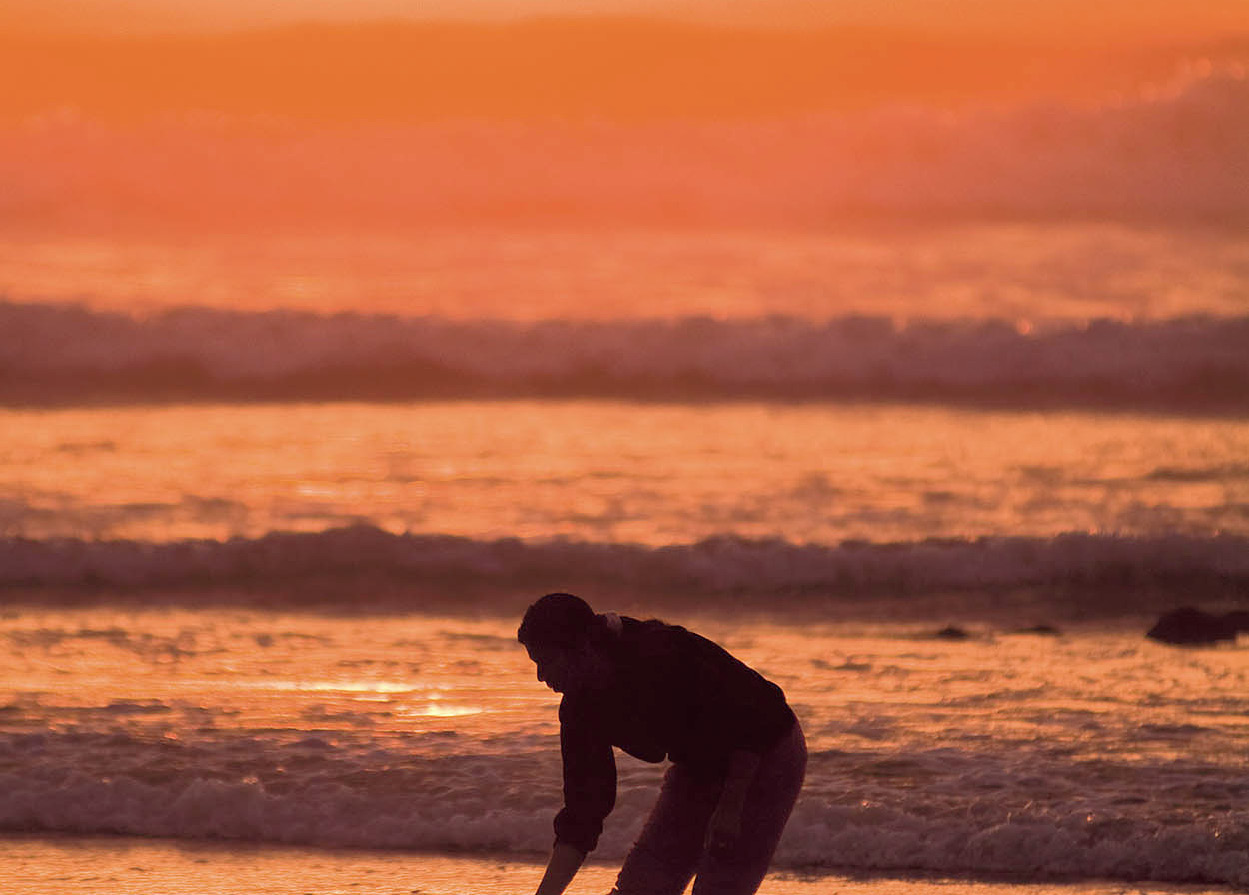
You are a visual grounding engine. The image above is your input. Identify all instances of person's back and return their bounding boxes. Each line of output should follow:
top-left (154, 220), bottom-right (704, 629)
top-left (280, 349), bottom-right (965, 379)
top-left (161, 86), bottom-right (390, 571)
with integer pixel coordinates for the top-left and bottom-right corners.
top-left (560, 616), bottom-right (795, 767)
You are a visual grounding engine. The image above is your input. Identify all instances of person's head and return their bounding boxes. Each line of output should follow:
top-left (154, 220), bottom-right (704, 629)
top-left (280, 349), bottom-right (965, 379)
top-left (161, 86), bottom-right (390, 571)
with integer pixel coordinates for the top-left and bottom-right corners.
top-left (518, 593), bottom-right (617, 694)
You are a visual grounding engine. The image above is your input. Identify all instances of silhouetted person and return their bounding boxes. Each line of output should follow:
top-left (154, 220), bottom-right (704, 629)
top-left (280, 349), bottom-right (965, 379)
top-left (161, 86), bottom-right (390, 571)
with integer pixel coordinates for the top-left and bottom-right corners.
top-left (519, 593), bottom-right (805, 895)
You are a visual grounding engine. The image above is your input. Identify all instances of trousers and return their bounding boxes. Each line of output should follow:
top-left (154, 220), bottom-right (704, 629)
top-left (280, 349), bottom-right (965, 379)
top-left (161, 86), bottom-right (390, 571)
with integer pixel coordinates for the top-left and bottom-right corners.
top-left (611, 719), bottom-right (806, 895)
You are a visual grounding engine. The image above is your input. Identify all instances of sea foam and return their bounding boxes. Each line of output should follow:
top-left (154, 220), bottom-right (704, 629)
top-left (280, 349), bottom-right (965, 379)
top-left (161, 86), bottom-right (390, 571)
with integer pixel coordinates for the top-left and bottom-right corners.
top-left (0, 731), bottom-right (1244, 886)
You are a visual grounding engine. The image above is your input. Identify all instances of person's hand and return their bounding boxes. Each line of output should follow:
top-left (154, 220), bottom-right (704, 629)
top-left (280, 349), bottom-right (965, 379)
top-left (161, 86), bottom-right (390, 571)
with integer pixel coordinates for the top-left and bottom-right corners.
top-left (705, 804), bottom-right (743, 856)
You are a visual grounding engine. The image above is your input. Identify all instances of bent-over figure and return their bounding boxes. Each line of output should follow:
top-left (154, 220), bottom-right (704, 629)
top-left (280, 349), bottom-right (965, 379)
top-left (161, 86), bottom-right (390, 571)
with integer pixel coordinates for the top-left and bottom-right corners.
top-left (519, 592), bottom-right (806, 895)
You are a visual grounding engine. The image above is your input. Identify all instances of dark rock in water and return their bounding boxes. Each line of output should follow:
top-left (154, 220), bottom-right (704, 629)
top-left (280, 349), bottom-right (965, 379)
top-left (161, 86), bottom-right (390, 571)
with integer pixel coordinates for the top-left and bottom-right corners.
top-left (1146, 607), bottom-right (1247, 645)
top-left (1012, 624), bottom-right (1061, 636)
top-left (1225, 610), bottom-right (1249, 632)
top-left (934, 625), bottom-right (972, 640)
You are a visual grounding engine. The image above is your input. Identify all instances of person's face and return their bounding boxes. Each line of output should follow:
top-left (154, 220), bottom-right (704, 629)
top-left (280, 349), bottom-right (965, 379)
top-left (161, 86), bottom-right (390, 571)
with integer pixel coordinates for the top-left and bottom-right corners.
top-left (525, 641), bottom-right (587, 694)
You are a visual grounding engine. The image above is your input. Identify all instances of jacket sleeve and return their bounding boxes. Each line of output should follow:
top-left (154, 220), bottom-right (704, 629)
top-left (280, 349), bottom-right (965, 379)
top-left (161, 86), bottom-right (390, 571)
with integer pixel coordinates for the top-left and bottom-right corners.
top-left (553, 696), bottom-right (616, 854)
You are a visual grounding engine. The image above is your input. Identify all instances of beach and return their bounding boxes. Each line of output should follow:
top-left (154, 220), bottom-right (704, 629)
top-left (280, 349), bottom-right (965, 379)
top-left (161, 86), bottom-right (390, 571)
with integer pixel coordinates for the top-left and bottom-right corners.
top-left (3, 835), bottom-right (1242, 895)
top-left (3, 9), bottom-right (1248, 890)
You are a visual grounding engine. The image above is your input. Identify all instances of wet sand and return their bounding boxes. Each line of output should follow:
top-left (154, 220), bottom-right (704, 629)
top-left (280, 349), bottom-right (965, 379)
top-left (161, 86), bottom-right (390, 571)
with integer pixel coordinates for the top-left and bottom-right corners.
top-left (0, 835), bottom-right (1236, 895)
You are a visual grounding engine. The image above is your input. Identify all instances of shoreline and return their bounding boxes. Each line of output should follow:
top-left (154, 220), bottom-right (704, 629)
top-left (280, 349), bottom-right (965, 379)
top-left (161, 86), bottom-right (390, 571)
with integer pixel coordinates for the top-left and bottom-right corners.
top-left (1, 833), bottom-right (1241, 895)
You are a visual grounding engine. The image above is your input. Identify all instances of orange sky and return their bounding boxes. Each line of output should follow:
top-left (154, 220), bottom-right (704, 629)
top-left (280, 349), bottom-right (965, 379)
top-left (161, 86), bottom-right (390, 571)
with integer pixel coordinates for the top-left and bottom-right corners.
top-left (4, 16), bottom-right (1245, 124)
top-left (2, 0), bottom-right (1246, 123)
top-left (3, 0), bottom-right (1246, 124)
top-left (2, 2), bottom-right (1245, 231)
top-left (3, 0), bottom-right (1249, 44)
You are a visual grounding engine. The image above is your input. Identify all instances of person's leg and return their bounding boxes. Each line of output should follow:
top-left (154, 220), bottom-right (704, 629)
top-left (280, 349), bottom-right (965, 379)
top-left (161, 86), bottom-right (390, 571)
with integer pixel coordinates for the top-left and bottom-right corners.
top-left (691, 721), bottom-right (807, 895)
top-left (611, 762), bottom-right (720, 895)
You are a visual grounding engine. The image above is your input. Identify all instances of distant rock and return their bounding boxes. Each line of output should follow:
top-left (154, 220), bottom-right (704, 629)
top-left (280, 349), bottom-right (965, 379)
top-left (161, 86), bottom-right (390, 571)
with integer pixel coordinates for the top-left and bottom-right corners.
top-left (1011, 624), bottom-right (1061, 636)
top-left (934, 625), bottom-right (972, 640)
top-left (1225, 610), bottom-right (1249, 632)
top-left (1146, 607), bottom-right (1249, 645)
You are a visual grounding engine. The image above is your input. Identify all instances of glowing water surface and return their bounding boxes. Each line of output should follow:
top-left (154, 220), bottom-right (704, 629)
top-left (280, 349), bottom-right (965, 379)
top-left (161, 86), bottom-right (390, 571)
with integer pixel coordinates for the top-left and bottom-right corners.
top-left (4, 225), bottom-right (1247, 322)
top-left (3, 401), bottom-right (1247, 544)
top-left (0, 607), bottom-right (1245, 883)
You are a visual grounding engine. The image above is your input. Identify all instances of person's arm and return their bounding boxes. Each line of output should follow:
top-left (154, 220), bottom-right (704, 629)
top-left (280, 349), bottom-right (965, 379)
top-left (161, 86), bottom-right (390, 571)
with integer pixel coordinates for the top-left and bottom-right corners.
top-left (541, 696), bottom-right (614, 892)
top-left (705, 748), bottom-right (761, 853)
top-left (534, 841), bottom-right (586, 895)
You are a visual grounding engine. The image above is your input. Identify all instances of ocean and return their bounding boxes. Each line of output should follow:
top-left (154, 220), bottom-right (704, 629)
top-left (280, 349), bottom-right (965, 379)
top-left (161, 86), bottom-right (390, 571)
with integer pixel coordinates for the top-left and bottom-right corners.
top-left (2, 55), bottom-right (1248, 895)
top-left (2, 221), bottom-right (1248, 893)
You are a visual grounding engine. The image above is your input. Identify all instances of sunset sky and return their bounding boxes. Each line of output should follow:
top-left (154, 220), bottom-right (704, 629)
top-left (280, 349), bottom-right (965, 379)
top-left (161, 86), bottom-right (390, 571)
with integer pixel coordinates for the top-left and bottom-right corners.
top-left (5, 0), bottom-right (1249, 42)
top-left (6, 0), bottom-right (1246, 123)
top-left (2, 0), bottom-right (1245, 229)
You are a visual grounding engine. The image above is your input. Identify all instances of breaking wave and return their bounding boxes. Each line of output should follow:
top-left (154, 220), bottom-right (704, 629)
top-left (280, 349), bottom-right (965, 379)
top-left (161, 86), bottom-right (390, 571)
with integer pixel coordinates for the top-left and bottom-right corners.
top-left (1, 731), bottom-right (1245, 886)
top-left (3, 301), bottom-right (1248, 411)
top-left (2, 525), bottom-right (1246, 613)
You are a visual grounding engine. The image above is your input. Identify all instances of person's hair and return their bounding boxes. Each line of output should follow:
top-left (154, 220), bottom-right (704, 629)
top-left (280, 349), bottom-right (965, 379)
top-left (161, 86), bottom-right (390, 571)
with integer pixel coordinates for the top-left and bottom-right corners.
top-left (518, 592), bottom-right (609, 650)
